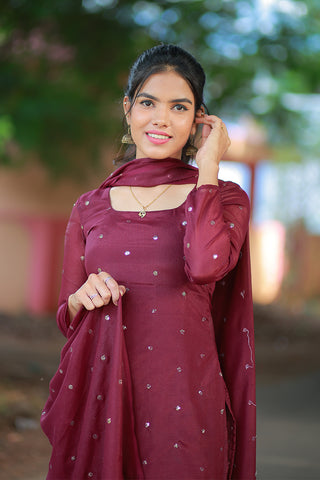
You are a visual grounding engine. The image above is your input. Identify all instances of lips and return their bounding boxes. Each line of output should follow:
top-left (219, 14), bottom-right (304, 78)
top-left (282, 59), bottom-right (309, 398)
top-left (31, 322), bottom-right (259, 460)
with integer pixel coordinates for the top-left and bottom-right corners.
top-left (147, 132), bottom-right (170, 140)
top-left (146, 130), bottom-right (172, 145)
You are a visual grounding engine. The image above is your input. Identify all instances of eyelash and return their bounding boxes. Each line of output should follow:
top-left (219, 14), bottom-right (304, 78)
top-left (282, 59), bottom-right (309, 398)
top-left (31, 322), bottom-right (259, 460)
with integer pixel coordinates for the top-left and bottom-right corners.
top-left (139, 100), bottom-right (188, 111)
top-left (174, 104), bottom-right (188, 111)
top-left (140, 100), bottom-right (153, 107)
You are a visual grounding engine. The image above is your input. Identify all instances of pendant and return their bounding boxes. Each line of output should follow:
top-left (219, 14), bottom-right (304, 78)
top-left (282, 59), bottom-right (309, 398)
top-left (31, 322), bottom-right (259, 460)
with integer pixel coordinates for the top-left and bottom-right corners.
top-left (139, 210), bottom-right (147, 218)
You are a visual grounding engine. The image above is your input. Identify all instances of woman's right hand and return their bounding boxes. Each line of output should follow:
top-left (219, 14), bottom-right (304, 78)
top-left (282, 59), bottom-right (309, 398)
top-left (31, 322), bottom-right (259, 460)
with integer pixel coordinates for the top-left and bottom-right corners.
top-left (67, 272), bottom-right (126, 321)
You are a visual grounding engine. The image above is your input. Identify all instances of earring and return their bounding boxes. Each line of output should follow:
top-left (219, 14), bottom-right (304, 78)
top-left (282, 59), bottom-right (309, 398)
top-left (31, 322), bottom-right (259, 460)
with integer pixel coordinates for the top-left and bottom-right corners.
top-left (185, 140), bottom-right (198, 156)
top-left (121, 126), bottom-right (134, 144)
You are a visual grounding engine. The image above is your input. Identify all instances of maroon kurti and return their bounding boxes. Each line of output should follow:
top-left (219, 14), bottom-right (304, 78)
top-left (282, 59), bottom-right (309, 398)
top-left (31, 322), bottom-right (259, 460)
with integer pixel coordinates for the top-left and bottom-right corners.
top-left (41, 157), bottom-right (256, 480)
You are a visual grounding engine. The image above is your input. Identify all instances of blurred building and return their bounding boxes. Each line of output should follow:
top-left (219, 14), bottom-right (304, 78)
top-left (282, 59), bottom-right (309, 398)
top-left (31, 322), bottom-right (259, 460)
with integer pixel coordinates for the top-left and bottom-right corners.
top-left (0, 162), bottom-right (105, 314)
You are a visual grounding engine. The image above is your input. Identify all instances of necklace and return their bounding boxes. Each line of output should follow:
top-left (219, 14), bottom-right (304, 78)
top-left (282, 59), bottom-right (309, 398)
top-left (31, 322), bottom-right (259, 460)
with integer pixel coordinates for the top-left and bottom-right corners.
top-left (129, 184), bottom-right (172, 218)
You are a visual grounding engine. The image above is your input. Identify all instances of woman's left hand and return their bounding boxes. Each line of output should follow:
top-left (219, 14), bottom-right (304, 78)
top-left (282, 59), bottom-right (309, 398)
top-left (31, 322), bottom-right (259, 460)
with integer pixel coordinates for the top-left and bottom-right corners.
top-left (194, 113), bottom-right (231, 187)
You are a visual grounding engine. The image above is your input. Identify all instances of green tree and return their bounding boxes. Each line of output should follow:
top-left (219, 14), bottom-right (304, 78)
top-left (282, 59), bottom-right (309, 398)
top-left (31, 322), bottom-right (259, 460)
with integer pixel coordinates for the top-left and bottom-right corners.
top-left (0, 0), bottom-right (319, 176)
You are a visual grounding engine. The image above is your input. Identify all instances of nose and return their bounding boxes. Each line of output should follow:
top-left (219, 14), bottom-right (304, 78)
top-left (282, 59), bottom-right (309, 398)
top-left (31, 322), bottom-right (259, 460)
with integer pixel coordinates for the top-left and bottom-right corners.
top-left (152, 105), bottom-right (170, 127)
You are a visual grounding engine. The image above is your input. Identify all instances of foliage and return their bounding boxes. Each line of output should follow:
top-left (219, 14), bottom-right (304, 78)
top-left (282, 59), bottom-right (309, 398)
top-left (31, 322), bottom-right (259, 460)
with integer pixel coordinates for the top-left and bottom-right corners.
top-left (0, 0), bottom-right (319, 176)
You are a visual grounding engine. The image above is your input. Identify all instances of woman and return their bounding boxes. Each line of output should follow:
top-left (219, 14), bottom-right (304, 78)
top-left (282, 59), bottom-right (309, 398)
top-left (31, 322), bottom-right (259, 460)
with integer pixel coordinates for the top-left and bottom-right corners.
top-left (41, 44), bottom-right (256, 480)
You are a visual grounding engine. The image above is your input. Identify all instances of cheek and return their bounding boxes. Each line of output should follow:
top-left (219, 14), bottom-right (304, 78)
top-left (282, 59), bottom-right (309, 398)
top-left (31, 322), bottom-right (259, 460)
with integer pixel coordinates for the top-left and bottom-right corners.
top-left (179, 117), bottom-right (195, 139)
top-left (130, 110), bottom-right (149, 132)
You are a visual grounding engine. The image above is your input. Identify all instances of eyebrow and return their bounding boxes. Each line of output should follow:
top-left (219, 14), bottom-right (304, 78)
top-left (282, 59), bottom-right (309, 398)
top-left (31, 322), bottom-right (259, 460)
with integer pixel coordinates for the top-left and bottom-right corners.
top-left (136, 92), bottom-right (193, 105)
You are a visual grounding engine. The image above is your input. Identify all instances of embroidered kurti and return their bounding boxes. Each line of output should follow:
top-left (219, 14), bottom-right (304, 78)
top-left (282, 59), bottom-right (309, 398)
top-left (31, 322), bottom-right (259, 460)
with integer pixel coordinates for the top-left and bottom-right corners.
top-left (41, 157), bottom-right (256, 480)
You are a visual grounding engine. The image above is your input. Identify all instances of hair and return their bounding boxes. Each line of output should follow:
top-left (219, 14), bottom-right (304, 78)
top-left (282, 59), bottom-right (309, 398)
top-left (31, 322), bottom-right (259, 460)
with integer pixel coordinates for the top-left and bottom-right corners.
top-left (114, 44), bottom-right (207, 164)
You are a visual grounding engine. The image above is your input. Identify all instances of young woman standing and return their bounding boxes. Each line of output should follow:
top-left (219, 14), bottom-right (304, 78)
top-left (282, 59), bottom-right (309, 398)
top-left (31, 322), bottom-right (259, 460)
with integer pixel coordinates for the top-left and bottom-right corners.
top-left (41, 44), bottom-right (256, 480)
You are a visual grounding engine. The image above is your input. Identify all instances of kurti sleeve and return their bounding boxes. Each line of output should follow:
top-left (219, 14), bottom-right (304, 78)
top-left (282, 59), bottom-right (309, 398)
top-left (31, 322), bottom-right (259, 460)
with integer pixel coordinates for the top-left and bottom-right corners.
top-left (56, 202), bottom-right (87, 337)
top-left (184, 181), bottom-right (256, 479)
top-left (183, 182), bottom-right (250, 284)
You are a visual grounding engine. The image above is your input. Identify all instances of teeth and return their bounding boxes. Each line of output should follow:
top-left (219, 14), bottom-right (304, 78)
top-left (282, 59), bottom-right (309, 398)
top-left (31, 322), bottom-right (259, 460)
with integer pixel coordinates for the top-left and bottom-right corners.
top-left (147, 133), bottom-right (169, 140)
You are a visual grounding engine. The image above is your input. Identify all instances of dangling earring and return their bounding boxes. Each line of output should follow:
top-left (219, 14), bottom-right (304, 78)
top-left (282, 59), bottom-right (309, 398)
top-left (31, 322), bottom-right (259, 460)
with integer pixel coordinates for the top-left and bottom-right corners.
top-left (185, 138), bottom-right (198, 156)
top-left (122, 125), bottom-right (134, 144)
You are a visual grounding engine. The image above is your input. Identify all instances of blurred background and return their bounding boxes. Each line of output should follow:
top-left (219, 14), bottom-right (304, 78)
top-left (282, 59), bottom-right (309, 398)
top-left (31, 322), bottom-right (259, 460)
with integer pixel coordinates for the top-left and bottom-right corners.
top-left (0, 0), bottom-right (319, 479)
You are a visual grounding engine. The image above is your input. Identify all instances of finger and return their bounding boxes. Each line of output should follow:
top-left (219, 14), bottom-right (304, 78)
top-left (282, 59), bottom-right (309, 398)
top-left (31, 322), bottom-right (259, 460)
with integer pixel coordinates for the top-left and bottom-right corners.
top-left (194, 113), bottom-right (208, 124)
top-left (199, 124), bottom-right (230, 152)
top-left (88, 289), bottom-right (105, 308)
top-left (195, 115), bottom-right (227, 136)
top-left (195, 113), bottom-right (221, 126)
top-left (199, 124), bottom-right (212, 146)
top-left (94, 280), bottom-right (112, 305)
top-left (86, 273), bottom-right (107, 307)
top-left (206, 121), bottom-right (228, 138)
top-left (87, 272), bottom-right (114, 306)
top-left (206, 114), bottom-right (224, 122)
top-left (119, 285), bottom-right (126, 297)
top-left (102, 273), bottom-right (121, 306)
top-left (195, 113), bottom-right (220, 122)
top-left (209, 119), bottom-right (226, 131)
top-left (203, 115), bottom-right (226, 130)
top-left (74, 289), bottom-right (96, 311)
top-left (86, 287), bottom-right (104, 308)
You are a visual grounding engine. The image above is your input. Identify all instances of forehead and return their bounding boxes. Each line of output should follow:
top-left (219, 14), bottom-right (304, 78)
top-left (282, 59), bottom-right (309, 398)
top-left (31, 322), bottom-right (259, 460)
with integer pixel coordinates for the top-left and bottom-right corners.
top-left (139, 70), bottom-right (194, 101)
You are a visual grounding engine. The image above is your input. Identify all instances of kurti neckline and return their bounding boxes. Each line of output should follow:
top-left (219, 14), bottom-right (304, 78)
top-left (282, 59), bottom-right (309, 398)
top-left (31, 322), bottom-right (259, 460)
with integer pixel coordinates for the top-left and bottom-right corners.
top-left (105, 186), bottom-right (195, 215)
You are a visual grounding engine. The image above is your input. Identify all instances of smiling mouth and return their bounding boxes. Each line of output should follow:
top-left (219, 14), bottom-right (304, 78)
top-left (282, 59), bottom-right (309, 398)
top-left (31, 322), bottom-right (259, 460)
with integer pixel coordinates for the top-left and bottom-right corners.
top-left (146, 133), bottom-right (171, 140)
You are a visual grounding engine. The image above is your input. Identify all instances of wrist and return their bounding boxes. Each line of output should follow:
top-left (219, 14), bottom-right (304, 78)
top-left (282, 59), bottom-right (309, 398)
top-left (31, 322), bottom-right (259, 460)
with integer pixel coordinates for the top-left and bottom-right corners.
top-left (196, 165), bottom-right (219, 188)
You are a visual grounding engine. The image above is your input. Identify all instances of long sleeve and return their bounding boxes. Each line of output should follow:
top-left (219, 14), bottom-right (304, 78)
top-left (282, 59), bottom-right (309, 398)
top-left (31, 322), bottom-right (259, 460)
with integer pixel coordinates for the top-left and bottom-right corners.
top-left (183, 182), bottom-right (250, 284)
top-left (184, 181), bottom-right (255, 479)
top-left (56, 202), bottom-right (87, 336)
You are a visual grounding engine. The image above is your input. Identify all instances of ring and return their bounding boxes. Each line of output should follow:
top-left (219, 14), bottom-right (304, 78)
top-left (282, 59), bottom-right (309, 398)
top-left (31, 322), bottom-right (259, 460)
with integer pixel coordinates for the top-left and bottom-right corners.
top-left (89, 293), bottom-right (98, 300)
top-left (105, 276), bottom-right (112, 285)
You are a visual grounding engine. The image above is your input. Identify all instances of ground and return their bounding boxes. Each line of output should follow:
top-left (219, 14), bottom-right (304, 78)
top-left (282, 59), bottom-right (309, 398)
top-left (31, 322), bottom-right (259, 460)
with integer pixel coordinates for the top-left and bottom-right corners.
top-left (0, 304), bottom-right (320, 480)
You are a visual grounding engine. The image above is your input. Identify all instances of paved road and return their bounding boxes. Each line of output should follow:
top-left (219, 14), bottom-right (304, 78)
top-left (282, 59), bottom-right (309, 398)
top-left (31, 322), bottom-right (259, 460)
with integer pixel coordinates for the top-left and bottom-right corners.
top-left (257, 371), bottom-right (320, 479)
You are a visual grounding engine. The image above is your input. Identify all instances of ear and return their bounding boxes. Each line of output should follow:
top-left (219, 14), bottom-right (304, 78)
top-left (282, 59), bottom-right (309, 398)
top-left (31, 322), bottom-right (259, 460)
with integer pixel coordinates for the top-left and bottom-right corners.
top-left (191, 106), bottom-right (205, 135)
top-left (123, 96), bottom-right (131, 123)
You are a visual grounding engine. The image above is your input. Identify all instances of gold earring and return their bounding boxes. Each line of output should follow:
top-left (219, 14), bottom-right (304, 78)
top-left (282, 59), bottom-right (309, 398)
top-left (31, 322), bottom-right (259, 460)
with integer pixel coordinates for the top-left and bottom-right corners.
top-left (121, 125), bottom-right (134, 144)
top-left (185, 139), bottom-right (198, 156)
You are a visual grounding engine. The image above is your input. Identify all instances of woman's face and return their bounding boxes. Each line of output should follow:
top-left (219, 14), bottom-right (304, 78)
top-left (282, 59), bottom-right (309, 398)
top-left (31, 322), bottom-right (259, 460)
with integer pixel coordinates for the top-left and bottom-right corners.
top-left (124, 70), bottom-right (197, 160)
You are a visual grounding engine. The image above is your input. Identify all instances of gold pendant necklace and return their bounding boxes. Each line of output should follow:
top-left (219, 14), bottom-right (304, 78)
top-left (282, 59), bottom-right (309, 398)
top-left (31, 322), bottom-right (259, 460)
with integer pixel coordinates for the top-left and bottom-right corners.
top-left (130, 185), bottom-right (172, 218)
top-left (139, 209), bottom-right (147, 219)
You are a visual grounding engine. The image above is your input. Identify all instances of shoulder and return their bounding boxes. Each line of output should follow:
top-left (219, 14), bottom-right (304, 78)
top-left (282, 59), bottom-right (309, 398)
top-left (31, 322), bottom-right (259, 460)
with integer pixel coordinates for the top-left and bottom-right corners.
top-left (74, 186), bottom-right (107, 210)
top-left (70, 186), bottom-right (110, 230)
top-left (218, 179), bottom-right (250, 208)
top-left (218, 178), bottom-right (246, 193)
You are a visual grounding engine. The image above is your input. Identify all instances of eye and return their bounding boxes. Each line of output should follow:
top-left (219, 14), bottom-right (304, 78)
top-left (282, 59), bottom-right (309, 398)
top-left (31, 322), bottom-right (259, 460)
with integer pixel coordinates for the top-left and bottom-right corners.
top-left (140, 99), bottom-right (153, 107)
top-left (173, 104), bottom-right (188, 111)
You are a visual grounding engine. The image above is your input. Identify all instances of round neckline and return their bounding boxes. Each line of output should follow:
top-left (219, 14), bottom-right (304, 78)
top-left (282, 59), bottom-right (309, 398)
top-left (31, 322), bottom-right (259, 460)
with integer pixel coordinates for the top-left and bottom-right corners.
top-left (106, 186), bottom-right (195, 215)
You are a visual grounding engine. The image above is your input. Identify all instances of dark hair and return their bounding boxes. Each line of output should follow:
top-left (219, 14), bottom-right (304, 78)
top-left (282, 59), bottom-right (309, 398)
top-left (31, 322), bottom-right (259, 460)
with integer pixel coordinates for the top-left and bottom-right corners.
top-left (115, 44), bottom-right (207, 164)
